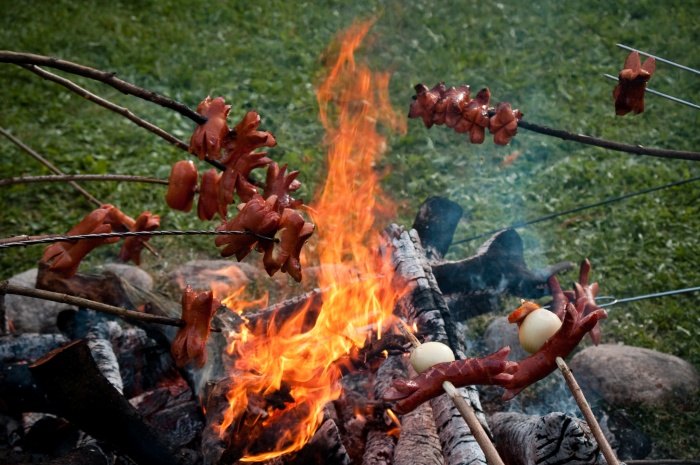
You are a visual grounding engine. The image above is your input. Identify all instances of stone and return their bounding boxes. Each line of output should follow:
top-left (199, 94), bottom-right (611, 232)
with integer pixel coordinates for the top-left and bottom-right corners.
top-left (101, 263), bottom-right (154, 291)
top-left (569, 344), bottom-right (700, 408)
top-left (3, 268), bottom-right (75, 334)
top-left (483, 316), bottom-right (530, 362)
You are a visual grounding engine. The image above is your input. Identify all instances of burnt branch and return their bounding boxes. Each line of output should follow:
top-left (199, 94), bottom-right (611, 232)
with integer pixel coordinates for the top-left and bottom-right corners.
top-left (28, 339), bottom-right (185, 465)
top-left (0, 50), bottom-right (205, 124)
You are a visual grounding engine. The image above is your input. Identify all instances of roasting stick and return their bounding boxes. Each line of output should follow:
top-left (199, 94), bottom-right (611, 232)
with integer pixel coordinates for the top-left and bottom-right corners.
top-left (0, 127), bottom-right (160, 257)
top-left (397, 320), bottom-right (505, 465)
top-left (602, 74), bottom-right (700, 110)
top-left (556, 357), bottom-right (619, 465)
top-left (616, 44), bottom-right (700, 76)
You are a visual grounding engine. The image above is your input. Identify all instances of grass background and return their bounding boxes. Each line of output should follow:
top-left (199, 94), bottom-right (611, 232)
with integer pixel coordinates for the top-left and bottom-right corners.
top-left (1, 0), bottom-right (699, 458)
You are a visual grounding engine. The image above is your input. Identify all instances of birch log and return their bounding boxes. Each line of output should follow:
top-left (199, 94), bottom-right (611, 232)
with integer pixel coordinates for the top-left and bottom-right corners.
top-left (387, 224), bottom-right (490, 465)
top-left (489, 411), bottom-right (605, 465)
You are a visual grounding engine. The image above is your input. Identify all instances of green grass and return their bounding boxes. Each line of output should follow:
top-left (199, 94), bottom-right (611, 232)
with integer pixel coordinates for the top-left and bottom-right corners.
top-left (1, 0), bottom-right (699, 458)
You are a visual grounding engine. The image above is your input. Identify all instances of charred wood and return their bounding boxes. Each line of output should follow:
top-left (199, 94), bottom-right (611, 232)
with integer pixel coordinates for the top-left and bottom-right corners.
top-left (387, 224), bottom-right (489, 465)
top-left (284, 419), bottom-right (351, 465)
top-left (0, 362), bottom-right (51, 415)
top-left (430, 228), bottom-right (574, 319)
top-left (28, 339), bottom-right (185, 465)
top-left (412, 196), bottom-right (464, 261)
top-left (362, 354), bottom-right (406, 465)
top-left (489, 411), bottom-right (605, 465)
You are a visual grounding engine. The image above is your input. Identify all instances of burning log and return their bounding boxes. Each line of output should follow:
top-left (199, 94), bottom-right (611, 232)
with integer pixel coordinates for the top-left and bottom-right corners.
top-left (28, 339), bottom-right (186, 465)
top-left (394, 393), bottom-right (444, 465)
top-left (386, 223), bottom-right (492, 465)
top-left (488, 411), bottom-right (605, 465)
top-left (284, 419), bottom-right (351, 465)
top-left (412, 196), bottom-right (574, 319)
top-left (362, 355), bottom-right (405, 465)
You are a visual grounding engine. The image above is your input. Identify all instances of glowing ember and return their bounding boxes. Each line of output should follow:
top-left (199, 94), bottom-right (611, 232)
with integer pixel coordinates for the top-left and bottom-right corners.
top-left (215, 19), bottom-right (407, 461)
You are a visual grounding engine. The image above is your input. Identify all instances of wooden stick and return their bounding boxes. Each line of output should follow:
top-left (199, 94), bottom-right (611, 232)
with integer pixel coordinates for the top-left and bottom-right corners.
top-left (556, 356), bottom-right (619, 465)
top-left (0, 280), bottom-right (219, 332)
top-left (398, 320), bottom-right (505, 465)
top-left (0, 50), bottom-right (205, 124)
top-left (0, 126), bottom-right (160, 257)
top-left (0, 174), bottom-right (170, 187)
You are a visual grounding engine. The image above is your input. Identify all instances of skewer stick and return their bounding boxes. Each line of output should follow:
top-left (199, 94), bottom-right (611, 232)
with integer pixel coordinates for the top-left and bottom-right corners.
top-left (615, 44), bottom-right (700, 76)
top-left (398, 320), bottom-right (505, 465)
top-left (556, 357), bottom-right (619, 465)
top-left (603, 74), bottom-right (700, 110)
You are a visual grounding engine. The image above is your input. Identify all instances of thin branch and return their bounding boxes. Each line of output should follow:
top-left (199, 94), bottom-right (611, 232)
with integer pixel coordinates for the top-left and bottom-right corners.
top-left (0, 280), bottom-right (219, 332)
top-left (0, 174), bottom-right (170, 187)
top-left (16, 64), bottom-right (226, 171)
top-left (0, 126), bottom-right (160, 257)
top-left (0, 229), bottom-right (278, 248)
top-left (0, 50), bottom-right (206, 124)
top-left (513, 117), bottom-right (700, 162)
top-left (556, 357), bottom-right (620, 465)
top-left (0, 126), bottom-right (102, 206)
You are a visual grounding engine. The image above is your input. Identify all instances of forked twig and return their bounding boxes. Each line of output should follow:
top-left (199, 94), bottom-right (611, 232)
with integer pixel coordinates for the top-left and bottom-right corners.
top-left (0, 280), bottom-right (219, 332)
top-left (0, 126), bottom-right (160, 257)
top-left (0, 127), bottom-right (101, 206)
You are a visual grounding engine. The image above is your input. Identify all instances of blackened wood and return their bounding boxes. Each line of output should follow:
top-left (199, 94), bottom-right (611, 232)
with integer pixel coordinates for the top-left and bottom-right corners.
top-left (411, 196), bottom-right (463, 261)
top-left (243, 287), bottom-right (324, 334)
top-left (284, 419), bottom-right (350, 465)
top-left (431, 228), bottom-right (574, 319)
top-left (28, 339), bottom-right (184, 465)
top-left (388, 224), bottom-right (490, 465)
top-left (0, 362), bottom-right (51, 415)
top-left (489, 411), bottom-right (605, 465)
top-left (362, 354), bottom-right (405, 465)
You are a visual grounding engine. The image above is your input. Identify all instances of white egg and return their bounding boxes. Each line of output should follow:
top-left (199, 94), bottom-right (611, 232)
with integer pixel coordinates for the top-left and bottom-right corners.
top-left (410, 341), bottom-right (455, 374)
top-left (518, 308), bottom-right (563, 354)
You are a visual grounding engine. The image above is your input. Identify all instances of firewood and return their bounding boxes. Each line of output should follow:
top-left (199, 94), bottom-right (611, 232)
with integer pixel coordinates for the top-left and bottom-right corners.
top-left (284, 419), bottom-right (351, 465)
top-left (393, 383), bottom-right (444, 465)
top-left (362, 355), bottom-right (406, 465)
top-left (431, 228), bottom-right (574, 319)
top-left (387, 224), bottom-right (492, 465)
top-left (0, 333), bottom-right (69, 365)
top-left (28, 339), bottom-right (185, 465)
top-left (488, 411), bottom-right (605, 465)
top-left (411, 196), bottom-right (464, 261)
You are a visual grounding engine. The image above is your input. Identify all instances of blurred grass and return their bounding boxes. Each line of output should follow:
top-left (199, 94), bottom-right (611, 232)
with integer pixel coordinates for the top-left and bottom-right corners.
top-left (1, 0), bottom-right (699, 458)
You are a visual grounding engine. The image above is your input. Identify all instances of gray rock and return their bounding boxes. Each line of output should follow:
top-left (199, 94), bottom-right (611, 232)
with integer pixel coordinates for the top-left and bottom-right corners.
top-left (483, 316), bottom-right (531, 361)
top-left (101, 263), bottom-right (154, 291)
top-left (569, 344), bottom-right (700, 408)
top-left (3, 268), bottom-right (75, 334)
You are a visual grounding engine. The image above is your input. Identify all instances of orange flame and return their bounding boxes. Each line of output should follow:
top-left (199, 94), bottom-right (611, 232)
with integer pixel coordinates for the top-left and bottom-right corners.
top-left (217, 18), bottom-right (406, 461)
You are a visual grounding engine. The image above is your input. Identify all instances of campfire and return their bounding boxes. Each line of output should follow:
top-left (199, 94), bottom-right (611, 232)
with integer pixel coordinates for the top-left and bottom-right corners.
top-left (3, 15), bottom-right (684, 465)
